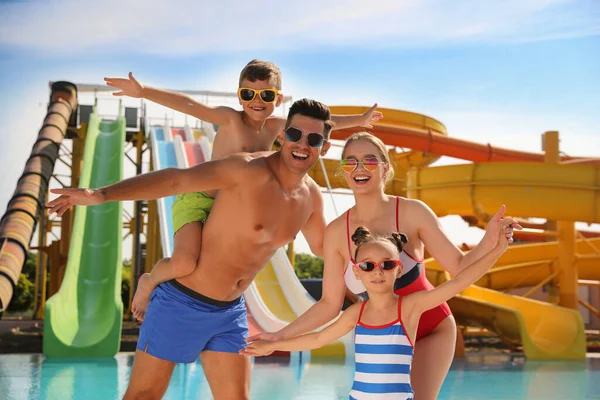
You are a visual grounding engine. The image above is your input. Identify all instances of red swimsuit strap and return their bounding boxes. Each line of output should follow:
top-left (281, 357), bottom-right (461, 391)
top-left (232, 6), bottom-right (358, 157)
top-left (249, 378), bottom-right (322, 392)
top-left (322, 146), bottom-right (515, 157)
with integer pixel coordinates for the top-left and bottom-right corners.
top-left (395, 196), bottom-right (400, 231)
top-left (346, 210), bottom-right (355, 263)
top-left (357, 300), bottom-right (368, 324)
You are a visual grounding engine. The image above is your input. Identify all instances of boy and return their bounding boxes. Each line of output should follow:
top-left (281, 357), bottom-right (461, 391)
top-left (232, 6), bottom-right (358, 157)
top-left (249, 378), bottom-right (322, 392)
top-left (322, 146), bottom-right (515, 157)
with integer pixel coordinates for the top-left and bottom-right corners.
top-left (103, 60), bottom-right (382, 320)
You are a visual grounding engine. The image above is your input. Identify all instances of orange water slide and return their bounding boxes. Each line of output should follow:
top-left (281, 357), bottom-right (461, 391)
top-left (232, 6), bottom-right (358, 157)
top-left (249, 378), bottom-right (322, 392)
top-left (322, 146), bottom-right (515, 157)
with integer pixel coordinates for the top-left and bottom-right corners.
top-left (329, 106), bottom-right (599, 164)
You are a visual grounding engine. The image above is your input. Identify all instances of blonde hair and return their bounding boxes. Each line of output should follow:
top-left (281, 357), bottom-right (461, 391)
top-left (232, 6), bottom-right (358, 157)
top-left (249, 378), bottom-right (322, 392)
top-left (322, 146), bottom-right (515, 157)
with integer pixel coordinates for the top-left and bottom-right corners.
top-left (341, 132), bottom-right (395, 183)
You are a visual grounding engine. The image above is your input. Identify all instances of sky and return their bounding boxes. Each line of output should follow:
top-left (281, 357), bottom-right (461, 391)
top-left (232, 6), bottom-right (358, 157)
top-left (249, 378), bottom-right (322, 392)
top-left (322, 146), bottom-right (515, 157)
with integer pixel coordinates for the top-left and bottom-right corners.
top-left (0, 0), bottom-right (599, 256)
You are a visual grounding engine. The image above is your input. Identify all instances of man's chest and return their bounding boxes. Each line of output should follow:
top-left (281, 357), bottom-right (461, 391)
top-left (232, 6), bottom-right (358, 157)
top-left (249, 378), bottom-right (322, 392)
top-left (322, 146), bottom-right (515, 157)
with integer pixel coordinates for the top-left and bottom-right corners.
top-left (219, 185), bottom-right (312, 245)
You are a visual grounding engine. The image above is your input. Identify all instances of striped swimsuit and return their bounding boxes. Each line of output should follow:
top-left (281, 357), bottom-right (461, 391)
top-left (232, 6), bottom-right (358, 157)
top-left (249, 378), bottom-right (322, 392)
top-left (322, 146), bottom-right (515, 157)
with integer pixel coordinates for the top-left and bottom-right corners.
top-left (350, 298), bottom-right (415, 400)
top-left (344, 196), bottom-right (452, 341)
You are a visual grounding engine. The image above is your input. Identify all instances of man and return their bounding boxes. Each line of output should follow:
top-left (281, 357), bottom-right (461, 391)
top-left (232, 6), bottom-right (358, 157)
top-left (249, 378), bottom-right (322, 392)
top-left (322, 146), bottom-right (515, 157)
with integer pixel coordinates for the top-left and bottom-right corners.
top-left (46, 98), bottom-right (332, 399)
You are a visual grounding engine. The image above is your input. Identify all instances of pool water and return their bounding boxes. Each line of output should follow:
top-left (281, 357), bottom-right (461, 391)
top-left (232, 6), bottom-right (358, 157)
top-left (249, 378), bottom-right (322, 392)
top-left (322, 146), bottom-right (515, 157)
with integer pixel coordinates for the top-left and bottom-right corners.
top-left (1, 353), bottom-right (598, 399)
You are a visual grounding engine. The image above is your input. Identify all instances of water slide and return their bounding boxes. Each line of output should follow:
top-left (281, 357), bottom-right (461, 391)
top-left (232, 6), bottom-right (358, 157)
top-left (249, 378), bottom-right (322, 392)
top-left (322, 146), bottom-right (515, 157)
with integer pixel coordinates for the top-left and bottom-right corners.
top-left (248, 249), bottom-right (352, 356)
top-left (149, 125), bottom-right (178, 256)
top-left (43, 109), bottom-right (126, 357)
top-left (329, 106), bottom-right (598, 164)
top-left (307, 106), bottom-right (599, 359)
top-left (148, 125), bottom-right (350, 357)
top-left (0, 82), bottom-right (77, 312)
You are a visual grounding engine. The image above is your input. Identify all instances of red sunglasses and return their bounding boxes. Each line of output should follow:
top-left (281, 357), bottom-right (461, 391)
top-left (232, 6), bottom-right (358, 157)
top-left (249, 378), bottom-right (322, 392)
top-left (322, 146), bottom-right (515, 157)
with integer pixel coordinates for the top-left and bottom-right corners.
top-left (356, 259), bottom-right (402, 272)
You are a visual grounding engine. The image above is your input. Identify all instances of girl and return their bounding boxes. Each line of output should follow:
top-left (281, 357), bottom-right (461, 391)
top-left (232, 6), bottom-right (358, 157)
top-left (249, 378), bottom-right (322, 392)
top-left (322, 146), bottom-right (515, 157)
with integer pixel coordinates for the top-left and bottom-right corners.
top-left (247, 132), bottom-right (520, 399)
top-left (243, 224), bottom-right (511, 399)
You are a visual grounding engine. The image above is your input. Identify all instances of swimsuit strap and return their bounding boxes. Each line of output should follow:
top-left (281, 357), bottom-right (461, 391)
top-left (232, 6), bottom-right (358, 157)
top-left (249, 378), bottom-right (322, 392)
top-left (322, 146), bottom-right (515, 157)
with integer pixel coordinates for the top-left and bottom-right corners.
top-left (395, 196), bottom-right (400, 231)
top-left (357, 300), bottom-right (368, 324)
top-left (346, 210), bottom-right (355, 263)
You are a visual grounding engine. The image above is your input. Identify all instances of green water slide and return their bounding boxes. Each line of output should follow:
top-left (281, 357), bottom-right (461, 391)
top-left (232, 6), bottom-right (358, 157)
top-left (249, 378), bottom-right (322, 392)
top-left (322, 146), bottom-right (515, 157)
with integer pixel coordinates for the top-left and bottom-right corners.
top-left (43, 108), bottom-right (125, 357)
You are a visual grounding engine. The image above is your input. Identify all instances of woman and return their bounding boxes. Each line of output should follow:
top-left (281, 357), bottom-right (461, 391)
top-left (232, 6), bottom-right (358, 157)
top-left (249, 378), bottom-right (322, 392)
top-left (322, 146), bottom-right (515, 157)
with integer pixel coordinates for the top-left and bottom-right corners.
top-left (249, 132), bottom-right (518, 399)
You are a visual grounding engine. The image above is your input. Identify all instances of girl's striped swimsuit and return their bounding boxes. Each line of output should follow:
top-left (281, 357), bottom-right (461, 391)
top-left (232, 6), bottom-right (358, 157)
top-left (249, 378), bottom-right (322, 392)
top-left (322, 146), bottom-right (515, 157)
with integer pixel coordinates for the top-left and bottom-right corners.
top-left (350, 298), bottom-right (415, 400)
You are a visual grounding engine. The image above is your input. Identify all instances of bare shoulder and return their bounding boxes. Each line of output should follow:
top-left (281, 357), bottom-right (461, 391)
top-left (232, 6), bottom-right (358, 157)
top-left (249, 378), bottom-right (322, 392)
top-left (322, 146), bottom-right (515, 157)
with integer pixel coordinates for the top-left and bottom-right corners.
top-left (247, 150), bottom-right (277, 160)
top-left (223, 152), bottom-right (269, 179)
top-left (305, 176), bottom-right (322, 197)
top-left (214, 109), bottom-right (246, 131)
top-left (401, 290), bottom-right (425, 317)
top-left (231, 109), bottom-right (249, 123)
top-left (265, 115), bottom-right (287, 131)
top-left (215, 110), bottom-right (256, 135)
top-left (325, 213), bottom-right (346, 237)
top-left (323, 213), bottom-right (346, 247)
top-left (400, 197), bottom-right (437, 218)
top-left (342, 302), bottom-right (362, 321)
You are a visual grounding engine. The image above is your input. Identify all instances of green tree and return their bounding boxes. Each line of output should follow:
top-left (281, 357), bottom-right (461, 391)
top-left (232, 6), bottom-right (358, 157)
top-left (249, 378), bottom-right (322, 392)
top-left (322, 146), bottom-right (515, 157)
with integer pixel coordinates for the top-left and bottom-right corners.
top-left (22, 251), bottom-right (37, 282)
top-left (293, 253), bottom-right (324, 279)
top-left (121, 262), bottom-right (132, 307)
top-left (7, 252), bottom-right (37, 312)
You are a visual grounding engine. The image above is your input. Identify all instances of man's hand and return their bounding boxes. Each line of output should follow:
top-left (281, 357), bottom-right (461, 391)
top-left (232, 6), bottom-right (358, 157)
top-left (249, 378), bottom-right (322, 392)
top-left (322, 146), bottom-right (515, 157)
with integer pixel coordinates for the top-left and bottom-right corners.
top-left (104, 72), bottom-right (144, 98)
top-left (239, 340), bottom-right (277, 357)
top-left (484, 205), bottom-right (522, 248)
top-left (46, 188), bottom-right (105, 216)
top-left (361, 103), bottom-right (383, 129)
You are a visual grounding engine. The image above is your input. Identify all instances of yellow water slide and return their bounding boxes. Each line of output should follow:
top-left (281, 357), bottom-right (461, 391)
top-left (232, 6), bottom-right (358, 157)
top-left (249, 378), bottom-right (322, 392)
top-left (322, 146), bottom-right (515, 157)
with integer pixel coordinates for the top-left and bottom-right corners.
top-left (425, 260), bottom-right (586, 360)
top-left (309, 143), bottom-right (598, 358)
top-left (247, 249), bottom-right (351, 357)
top-left (406, 163), bottom-right (600, 223)
top-left (406, 162), bottom-right (599, 359)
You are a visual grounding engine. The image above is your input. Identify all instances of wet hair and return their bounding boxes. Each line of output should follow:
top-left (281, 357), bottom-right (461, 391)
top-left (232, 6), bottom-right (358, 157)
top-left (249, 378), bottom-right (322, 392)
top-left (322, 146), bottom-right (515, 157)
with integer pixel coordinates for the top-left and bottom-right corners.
top-left (352, 226), bottom-right (408, 262)
top-left (239, 59), bottom-right (282, 90)
top-left (285, 98), bottom-right (334, 139)
top-left (341, 132), bottom-right (395, 183)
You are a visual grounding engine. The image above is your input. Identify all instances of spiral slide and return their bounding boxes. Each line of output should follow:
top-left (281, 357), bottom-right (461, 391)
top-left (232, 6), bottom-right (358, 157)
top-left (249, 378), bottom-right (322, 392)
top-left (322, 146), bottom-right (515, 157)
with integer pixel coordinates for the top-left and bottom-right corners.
top-left (43, 108), bottom-right (126, 357)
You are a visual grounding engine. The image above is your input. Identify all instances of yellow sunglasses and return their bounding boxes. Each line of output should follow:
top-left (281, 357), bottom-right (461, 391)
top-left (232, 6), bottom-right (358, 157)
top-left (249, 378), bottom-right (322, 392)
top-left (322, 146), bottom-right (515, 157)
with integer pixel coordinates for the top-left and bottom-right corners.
top-left (237, 88), bottom-right (280, 103)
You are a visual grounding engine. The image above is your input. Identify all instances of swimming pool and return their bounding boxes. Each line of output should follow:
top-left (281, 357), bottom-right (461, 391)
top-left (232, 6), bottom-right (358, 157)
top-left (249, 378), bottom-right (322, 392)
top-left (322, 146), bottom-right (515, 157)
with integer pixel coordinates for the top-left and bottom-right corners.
top-left (1, 353), bottom-right (598, 399)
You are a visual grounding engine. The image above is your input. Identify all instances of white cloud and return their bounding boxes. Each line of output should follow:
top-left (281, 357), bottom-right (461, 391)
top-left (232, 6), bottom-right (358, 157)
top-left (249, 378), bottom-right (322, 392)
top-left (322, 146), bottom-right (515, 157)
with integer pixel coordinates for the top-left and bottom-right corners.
top-left (0, 0), bottom-right (598, 55)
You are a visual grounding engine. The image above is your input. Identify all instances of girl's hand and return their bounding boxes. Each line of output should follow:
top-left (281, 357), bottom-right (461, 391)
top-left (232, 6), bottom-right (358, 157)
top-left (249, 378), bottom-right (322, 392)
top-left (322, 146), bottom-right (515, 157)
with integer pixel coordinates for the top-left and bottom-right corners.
top-left (239, 340), bottom-right (276, 357)
top-left (483, 205), bottom-right (522, 248)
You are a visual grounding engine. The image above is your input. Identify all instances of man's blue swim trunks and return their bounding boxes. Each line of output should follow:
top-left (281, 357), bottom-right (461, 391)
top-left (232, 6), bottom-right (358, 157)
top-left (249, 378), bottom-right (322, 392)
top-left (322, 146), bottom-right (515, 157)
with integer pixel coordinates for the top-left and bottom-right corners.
top-left (137, 279), bottom-right (248, 363)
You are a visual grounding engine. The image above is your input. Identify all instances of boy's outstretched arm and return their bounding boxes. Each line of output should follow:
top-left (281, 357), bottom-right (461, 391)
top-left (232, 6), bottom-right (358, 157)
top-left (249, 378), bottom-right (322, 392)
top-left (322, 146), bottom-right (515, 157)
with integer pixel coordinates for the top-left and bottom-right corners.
top-left (241, 303), bottom-right (360, 356)
top-left (330, 103), bottom-right (383, 130)
top-left (104, 73), bottom-right (236, 126)
top-left (270, 103), bottom-right (382, 131)
top-left (46, 153), bottom-right (253, 216)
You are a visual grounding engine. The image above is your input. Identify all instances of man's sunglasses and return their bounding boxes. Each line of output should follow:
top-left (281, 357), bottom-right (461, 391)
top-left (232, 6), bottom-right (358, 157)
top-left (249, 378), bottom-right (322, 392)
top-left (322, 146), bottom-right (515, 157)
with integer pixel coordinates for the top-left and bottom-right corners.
top-left (356, 259), bottom-right (402, 272)
top-left (238, 88), bottom-right (279, 103)
top-left (340, 157), bottom-right (381, 173)
top-left (285, 127), bottom-right (325, 148)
